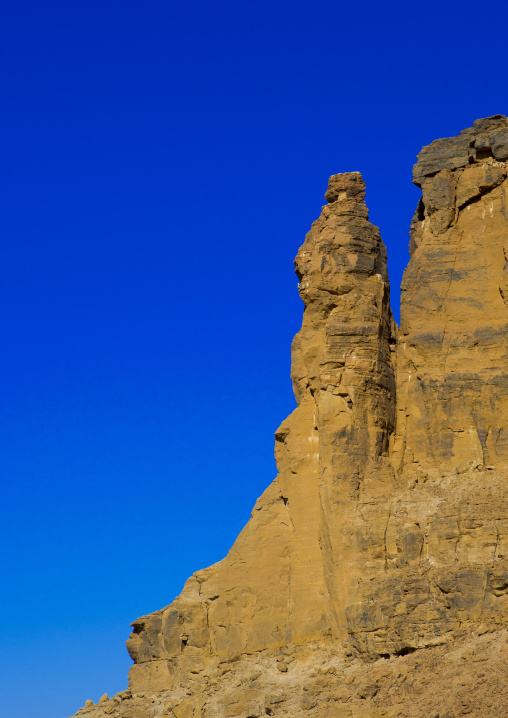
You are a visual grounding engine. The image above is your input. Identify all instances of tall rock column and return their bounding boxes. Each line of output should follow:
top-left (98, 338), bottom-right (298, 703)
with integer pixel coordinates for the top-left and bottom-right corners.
top-left (291, 171), bottom-right (396, 635)
top-left (393, 114), bottom-right (508, 475)
top-left (124, 172), bottom-right (396, 695)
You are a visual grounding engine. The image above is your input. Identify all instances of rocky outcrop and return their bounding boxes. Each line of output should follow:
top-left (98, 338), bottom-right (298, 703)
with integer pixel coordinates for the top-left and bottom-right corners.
top-left (71, 117), bottom-right (508, 718)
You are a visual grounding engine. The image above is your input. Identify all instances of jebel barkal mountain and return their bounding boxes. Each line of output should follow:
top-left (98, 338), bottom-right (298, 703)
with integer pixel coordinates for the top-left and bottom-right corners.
top-left (72, 116), bottom-right (508, 718)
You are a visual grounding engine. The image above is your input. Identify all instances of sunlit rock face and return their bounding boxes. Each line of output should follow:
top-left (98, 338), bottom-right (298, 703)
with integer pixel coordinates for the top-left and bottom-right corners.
top-left (125, 171), bottom-right (396, 680)
top-left (394, 114), bottom-right (508, 475)
top-left (72, 117), bottom-right (508, 718)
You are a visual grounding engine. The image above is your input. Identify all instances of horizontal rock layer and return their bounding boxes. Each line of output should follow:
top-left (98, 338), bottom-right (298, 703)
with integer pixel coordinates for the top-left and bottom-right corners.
top-left (76, 628), bottom-right (508, 718)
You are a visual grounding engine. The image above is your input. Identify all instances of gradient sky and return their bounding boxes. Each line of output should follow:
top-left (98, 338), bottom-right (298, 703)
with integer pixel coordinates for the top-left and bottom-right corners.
top-left (1, 2), bottom-right (507, 717)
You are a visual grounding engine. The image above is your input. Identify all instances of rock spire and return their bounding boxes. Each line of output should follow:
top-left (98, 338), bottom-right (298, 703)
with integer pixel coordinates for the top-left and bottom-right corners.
top-left (126, 170), bottom-right (396, 688)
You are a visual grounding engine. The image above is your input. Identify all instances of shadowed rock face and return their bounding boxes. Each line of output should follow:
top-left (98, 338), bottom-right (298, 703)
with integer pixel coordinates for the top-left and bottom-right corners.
top-left (72, 118), bottom-right (508, 718)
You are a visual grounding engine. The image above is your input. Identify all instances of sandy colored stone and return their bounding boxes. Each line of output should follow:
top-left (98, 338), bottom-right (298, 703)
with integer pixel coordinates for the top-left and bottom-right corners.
top-left (70, 116), bottom-right (508, 718)
top-left (394, 116), bottom-right (508, 476)
top-left (124, 170), bottom-right (396, 682)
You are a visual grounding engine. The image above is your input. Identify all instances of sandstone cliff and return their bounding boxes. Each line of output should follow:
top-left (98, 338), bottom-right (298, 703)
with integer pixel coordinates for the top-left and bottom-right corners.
top-left (394, 114), bottom-right (508, 474)
top-left (72, 116), bottom-right (508, 718)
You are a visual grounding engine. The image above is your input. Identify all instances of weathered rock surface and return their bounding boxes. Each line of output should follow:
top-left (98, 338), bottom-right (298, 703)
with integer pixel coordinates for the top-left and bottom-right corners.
top-left (71, 117), bottom-right (508, 718)
top-left (394, 114), bottom-right (508, 475)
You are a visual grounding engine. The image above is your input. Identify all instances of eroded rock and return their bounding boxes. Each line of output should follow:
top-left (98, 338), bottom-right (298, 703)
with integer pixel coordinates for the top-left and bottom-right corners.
top-left (394, 115), bottom-right (508, 476)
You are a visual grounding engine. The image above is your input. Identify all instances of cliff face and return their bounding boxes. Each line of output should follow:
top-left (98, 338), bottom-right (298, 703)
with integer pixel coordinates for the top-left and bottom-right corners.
top-left (394, 114), bottom-right (508, 474)
top-left (73, 117), bottom-right (508, 718)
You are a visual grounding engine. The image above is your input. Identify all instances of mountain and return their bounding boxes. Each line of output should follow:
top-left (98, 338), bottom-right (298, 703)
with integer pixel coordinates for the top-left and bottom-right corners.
top-left (72, 116), bottom-right (508, 718)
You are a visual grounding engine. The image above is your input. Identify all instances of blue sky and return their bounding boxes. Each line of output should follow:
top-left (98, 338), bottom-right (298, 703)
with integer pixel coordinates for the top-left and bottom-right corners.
top-left (1, 1), bottom-right (507, 716)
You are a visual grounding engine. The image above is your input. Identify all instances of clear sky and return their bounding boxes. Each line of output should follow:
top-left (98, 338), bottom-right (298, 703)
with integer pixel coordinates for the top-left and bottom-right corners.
top-left (1, 1), bottom-right (507, 716)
